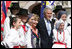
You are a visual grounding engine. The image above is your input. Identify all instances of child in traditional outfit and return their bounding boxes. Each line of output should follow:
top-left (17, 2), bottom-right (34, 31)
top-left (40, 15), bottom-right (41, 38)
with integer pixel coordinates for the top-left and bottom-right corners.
top-left (3, 3), bottom-right (21, 40)
top-left (3, 16), bottom-right (22, 48)
top-left (52, 20), bottom-right (71, 48)
top-left (16, 8), bottom-right (31, 48)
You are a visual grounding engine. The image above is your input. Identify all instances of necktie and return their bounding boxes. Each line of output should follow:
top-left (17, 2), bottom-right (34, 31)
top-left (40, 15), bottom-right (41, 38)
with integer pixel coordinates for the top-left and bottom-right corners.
top-left (47, 21), bottom-right (51, 36)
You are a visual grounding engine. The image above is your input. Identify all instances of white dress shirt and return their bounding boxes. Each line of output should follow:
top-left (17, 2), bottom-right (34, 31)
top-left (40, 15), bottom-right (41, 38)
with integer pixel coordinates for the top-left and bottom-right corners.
top-left (25, 23), bottom-right (32, 48)
top-left (44, 18), bottom-right (51, 36)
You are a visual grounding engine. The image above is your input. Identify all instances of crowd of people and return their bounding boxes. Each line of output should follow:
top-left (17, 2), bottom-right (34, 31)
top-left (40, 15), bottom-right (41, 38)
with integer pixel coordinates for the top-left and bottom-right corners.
top-left (1, 2), bottom-right (71, 48)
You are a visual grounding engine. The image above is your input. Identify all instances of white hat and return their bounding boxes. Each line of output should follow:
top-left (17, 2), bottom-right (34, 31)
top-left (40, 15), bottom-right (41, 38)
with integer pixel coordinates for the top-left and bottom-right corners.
top-left (56, 19), bottom-right (64, 29)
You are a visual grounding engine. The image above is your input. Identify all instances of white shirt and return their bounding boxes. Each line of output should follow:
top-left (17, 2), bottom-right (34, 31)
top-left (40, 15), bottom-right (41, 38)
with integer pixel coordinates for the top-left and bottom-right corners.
top-left (44, 18), bottom-right (51, 36)
top-left (53, 29), bottom-right (71, 48)
top-left (67, 15), bottom-right (71, 25)
top-left (4, 28), bottom-right (21, 48)
top-left (18, 26), bottom-right (27, 46)
top-left (63, 21), bottom-right (69, 30)
top-left (25, 23), bottom-right (32, 48)
top-left (3, 15), bottom-right (15, 39)
top-left (2, 26), bottom-right (27, 48)
top-left (3, 16), bottom-right (10, 39)
top-left (66, 26), bottom-right (71, 36)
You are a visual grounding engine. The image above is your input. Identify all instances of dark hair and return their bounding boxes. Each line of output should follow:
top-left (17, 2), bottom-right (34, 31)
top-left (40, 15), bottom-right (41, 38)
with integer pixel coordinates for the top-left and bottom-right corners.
top-left (10, 9), bottom-right (20, 14)
top-left (9, 16), bottom-right (12, 28)
top-left (57, 11), bottom-right (67, 20)
top-left (9, 16), bottom-right (20, 28)
top-left (26, 14), bottom-right (33, 23)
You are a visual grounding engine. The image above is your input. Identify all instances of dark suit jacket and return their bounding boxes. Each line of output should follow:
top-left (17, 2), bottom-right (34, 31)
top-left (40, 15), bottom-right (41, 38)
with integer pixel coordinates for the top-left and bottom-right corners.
top-left (36, 18), bottom-right (54, 48)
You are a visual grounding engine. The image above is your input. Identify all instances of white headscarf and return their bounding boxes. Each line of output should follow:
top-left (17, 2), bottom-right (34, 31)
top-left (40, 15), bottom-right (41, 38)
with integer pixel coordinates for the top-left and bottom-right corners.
top-left (56, 19), bottom-right (64, 30)
top-left (59, 19), bottom-right (69, 30)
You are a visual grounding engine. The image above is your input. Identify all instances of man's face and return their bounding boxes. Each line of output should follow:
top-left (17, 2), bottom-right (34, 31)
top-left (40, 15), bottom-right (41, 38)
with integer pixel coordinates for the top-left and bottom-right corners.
top-left (45, 9), bottom-right (52, 20)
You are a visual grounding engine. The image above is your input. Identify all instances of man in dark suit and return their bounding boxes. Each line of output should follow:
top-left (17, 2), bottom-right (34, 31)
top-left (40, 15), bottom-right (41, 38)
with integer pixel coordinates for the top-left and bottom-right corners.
top-left (36, 7), bottom-right (54, 48)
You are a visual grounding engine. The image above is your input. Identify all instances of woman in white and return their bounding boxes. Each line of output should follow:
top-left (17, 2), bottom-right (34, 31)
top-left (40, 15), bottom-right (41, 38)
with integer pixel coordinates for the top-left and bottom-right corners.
top-left (54, 11), bottom-right (70, 30)
top-left (52, 20), bottom-right (71, 48)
